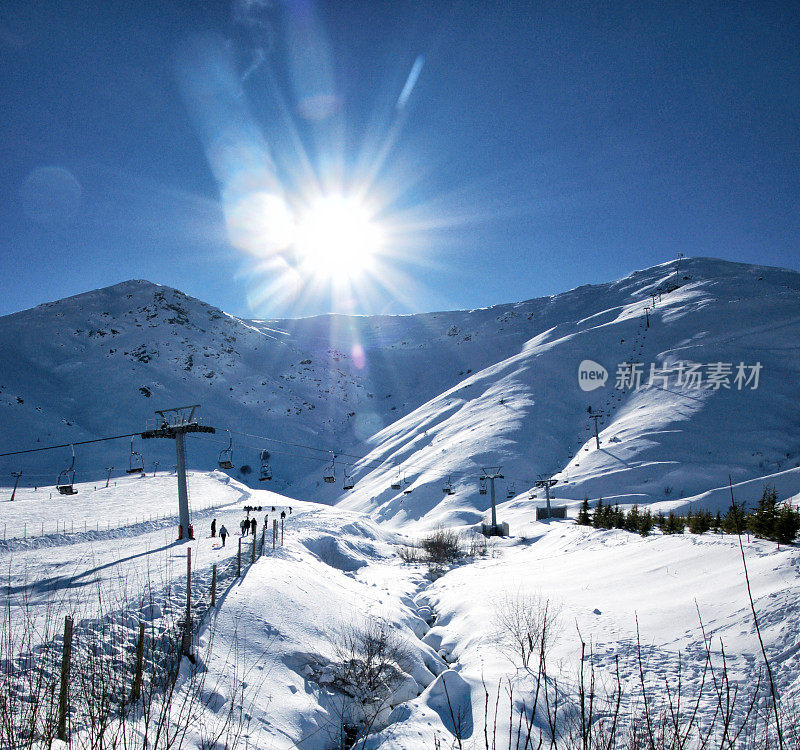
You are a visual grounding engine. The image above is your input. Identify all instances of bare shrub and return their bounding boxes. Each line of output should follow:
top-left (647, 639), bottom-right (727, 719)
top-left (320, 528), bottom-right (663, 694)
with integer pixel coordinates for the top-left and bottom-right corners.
top-left (327, 619), bottom-right (411, 748)
top-left (462, 531), bottom-right (488, 558)
top-left (420, 528), bottom-right (464, 565)
top-left (493, 592), bottom-right (561, 672)
top-left (398, 544), bottom-right (421, 564)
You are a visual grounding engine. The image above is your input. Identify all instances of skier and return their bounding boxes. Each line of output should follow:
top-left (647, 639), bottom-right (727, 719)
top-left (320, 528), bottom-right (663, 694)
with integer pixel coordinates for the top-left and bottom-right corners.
top-left (250, 517), bottom-right (257, 536)
top-left (211, 518), bottom-right (217, 537)
top-left (219, 524), bottom-right (228, 547)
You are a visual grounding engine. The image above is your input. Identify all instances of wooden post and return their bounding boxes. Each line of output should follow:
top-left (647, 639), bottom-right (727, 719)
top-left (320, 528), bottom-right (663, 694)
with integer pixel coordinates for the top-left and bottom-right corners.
top-left (251, 535), bottom-right (256, 564)
top-left (131, 621), bottom-right (145, 702)
top-left (57, 615), bottom-right (74, 741)
top-left (211, 564), bottom-right (217, 608)
top-left (261, 526), bottom-right (266, 557)
top-left (281, 518), bottom-right (284, 546)
top-left (272, 519), bottom-right (277, 550)
top-left (237, 538), bottom-right (242, 576)
top-left (181, 548), bottom-right (192, 656)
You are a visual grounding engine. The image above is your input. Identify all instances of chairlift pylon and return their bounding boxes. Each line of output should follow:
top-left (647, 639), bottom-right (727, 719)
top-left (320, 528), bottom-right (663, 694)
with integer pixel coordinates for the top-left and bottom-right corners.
top-left (56, 444), bottom-right (78, 496)
top-left (259, 449), bottom-right (272, 481)
top-left (323, 453), bottom-right (336, 483)
top-left (218, 430), bottom-right (234, 470)
top-left (126, 436), bottom-right (144, 475)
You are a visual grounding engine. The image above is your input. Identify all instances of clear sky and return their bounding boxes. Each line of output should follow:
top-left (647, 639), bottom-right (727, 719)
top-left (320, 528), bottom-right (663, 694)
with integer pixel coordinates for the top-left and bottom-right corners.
top-left (1, 1), bottom-right (798, 319)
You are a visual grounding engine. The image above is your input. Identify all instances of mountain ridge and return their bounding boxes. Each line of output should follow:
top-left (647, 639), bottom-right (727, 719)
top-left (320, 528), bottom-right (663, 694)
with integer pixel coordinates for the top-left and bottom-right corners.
top-left (1, 256), bottom-right (799, 528)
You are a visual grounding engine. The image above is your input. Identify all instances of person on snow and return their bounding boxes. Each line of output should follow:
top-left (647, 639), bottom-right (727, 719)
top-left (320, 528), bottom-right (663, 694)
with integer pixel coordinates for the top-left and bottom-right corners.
top-left (250, 517), bottom-right (257, 536)
top-left (240, 518), bottom-right (247, 536)
top-left (211, 518), bottom-right (217, 537)
top-left (219, 524), bottom-right (228, 547)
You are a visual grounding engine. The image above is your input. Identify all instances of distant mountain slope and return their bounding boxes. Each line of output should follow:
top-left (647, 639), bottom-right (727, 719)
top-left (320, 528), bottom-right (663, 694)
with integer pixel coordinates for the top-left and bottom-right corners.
top-left (1, 258), bottom-right (798, 528)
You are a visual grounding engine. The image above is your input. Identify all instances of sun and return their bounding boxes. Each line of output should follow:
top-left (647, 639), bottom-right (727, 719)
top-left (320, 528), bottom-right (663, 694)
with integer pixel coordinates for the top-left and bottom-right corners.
top-left (293, 194), bottom-right (383, 279)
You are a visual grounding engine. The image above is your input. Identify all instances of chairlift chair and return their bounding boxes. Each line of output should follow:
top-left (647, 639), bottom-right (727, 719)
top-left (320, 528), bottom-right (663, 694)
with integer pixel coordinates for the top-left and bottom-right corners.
top-left (479, 478), bottom-right (487, 495)
top-left (218, 430), bottom-right (234, 470)
top-left (259, 449), bottom-right (272, 481)
top-left (391, 470), bottom-right (402, 490)
top-left (403, 473), bottom-right (413, 494)
top-left (507, 481), bottom-right (516, 499)
top-left (126, 436), bottom-right (144, 474)
top-left (442, 476), bottom-right (455, 496)
top-left (56, 445), bottom-right (78, 496)
top-left (343, 466), bottom-right (355, 490)
top-left (323, 453), bottom-right (336, 483)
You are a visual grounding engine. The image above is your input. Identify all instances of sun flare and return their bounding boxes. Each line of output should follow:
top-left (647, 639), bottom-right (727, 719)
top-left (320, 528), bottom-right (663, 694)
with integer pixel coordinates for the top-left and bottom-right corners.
top-left (294, 194), bottom-right (383, 279)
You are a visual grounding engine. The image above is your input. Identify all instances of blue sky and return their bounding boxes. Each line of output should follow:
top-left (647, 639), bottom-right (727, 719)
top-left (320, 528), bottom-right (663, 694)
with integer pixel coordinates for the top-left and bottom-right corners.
top-left (0, 1), bottom-right (798, 319)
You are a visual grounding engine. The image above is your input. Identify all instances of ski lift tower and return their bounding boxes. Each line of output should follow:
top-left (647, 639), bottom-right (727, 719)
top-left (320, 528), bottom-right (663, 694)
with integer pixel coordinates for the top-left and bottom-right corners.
top-left (141, 405), bottom-right (215, 540)
top-left (480, 466), bottom-right (508, 537)
top-left (534, 475), bottom-right (559, 519)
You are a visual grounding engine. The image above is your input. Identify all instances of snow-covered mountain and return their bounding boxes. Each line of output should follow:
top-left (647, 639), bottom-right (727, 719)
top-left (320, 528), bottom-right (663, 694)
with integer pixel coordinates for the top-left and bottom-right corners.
top-left (1, 257), bottom-right (799, 527)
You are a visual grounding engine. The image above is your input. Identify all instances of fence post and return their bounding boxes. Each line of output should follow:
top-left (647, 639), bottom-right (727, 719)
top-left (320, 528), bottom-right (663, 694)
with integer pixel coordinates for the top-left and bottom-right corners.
top-left (211, 564), bottom-right (217, 608)
top-left (237, 538), bottom-right (242, 577)
top-left (57, 615), bottom-right (74, 741)
top-left (272, 519), bottom-right (277, 549)
top-left (131, 621), bottom-right (145, 702)
top-left (251, 535), bottom-right (256, 564)
top-left (281, 518), bottom-right (284, 546)
top-left (181, 548), bottom-right (192, 657)
top-left (261, 526), bottom-right (266, 557)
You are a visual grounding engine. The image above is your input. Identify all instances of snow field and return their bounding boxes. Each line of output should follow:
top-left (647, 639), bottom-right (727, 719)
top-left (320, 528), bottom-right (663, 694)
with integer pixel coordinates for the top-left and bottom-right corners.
top-left (368, 520), bottom-right (800, 747)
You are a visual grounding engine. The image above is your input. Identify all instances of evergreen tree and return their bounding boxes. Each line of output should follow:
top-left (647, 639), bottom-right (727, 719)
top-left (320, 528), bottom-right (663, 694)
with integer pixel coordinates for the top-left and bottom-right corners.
top-left (592, 499), bottom-right (605, 529)
top-left (663, 512), bottom-right (684, 535)
top-left (748, 485), bottom-right (778, 540)
top-left (721, 500), bottom-right (747, 534)
top-left (688, 510), bottom-right (712, 535)
top-left (655, 511), bottom-right (666, 531)
top-left (774, 503), bottom-right (800, 545)
top-left (625, 505), bottom-right (641, 533)
top-left (714, 510), bottom-right (722, 533)
top-left (612, 504), bottom-right (625, 529)
top-left (577, 497), bottom-right (592, 526)
top-left (638, 509), bottom-right (654, 537)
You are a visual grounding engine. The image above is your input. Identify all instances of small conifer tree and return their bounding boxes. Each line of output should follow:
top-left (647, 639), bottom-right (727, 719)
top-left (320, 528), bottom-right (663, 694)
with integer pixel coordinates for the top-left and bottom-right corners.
top-left (638, 509), bottom-right (654, 537)
top-left (774, 503), bottom-right (800, 545)
top-left (592, 499), bottom-right (605, 529)
top-left (577, 497), bottom-right (592, 526)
